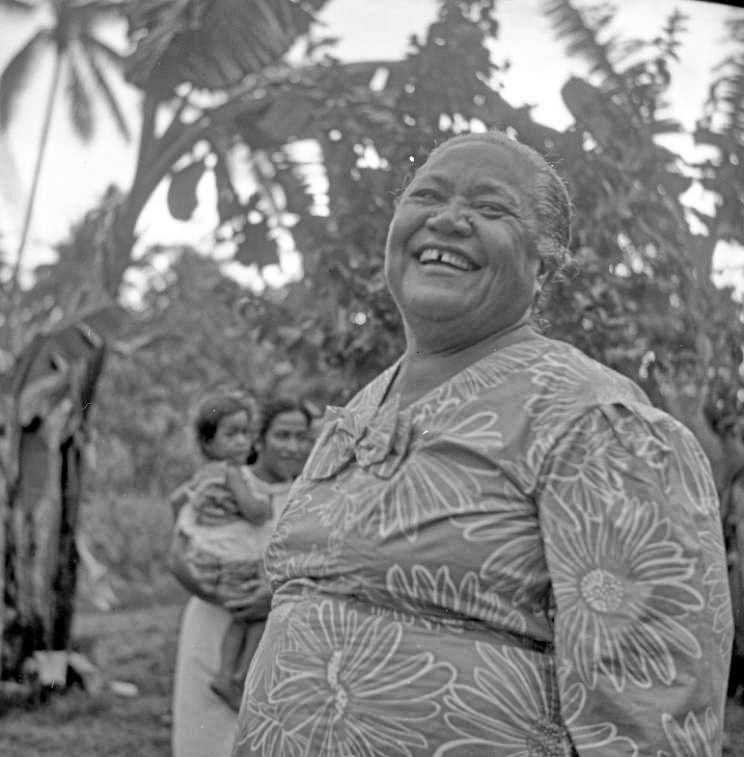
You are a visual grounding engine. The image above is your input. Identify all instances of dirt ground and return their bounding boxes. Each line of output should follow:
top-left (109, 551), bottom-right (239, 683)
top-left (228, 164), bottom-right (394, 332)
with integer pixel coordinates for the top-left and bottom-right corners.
top-left (1, 602), bottom-right (743, 756)
top-left (0, 604), bottom-right (180, 757)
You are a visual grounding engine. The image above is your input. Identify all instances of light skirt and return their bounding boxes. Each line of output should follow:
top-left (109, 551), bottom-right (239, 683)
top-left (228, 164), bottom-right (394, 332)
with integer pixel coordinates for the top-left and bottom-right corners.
top-left (172, 597), bottom-right (237, 757)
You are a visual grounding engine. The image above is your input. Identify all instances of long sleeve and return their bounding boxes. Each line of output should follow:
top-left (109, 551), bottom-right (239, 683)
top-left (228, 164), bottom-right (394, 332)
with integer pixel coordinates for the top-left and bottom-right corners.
top-left (536, 403), bottom-right (733, 755)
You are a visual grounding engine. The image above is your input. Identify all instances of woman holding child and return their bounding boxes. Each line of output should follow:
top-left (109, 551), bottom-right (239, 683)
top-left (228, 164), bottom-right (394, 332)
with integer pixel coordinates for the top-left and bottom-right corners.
top-left (231, 131), bottom-right (733, 755)
top-left (170, 395), bottom-right (313, 757)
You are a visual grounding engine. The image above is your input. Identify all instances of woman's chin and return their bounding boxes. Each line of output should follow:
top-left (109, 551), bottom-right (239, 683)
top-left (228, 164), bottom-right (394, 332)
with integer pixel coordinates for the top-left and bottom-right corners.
top-left (399, 289), bottom-right (473, 325)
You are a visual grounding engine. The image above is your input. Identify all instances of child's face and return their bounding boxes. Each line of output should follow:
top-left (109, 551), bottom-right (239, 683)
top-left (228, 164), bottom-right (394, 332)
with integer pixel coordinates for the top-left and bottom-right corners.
top-left (205, 410), bottom-right (252, 463)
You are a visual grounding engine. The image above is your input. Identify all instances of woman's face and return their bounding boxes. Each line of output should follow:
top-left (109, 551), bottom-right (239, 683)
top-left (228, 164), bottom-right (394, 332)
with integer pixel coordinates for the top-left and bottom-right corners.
top-left (206, 410), bottom-right (252, 463)
top-left (256, 410), bottom-right (312, 483)
top-left (384, 140), bottom-right (540, 347)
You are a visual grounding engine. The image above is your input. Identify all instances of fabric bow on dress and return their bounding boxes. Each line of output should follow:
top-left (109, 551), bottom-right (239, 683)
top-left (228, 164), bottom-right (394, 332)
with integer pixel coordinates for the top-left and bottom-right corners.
top-left (304, 395), bottom-right (413, 481)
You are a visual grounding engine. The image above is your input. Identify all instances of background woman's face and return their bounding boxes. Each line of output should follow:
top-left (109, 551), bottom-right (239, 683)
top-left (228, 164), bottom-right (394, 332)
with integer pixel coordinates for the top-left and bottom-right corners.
top-left (384, 141), bottom-right (540, 345)
top-left (258, 410), bottom-right (312, 482)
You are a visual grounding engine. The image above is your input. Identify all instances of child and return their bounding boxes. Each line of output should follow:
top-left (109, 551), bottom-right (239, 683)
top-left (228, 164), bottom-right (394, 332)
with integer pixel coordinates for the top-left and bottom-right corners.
top-left (169, 393), bottom-right (272, 711)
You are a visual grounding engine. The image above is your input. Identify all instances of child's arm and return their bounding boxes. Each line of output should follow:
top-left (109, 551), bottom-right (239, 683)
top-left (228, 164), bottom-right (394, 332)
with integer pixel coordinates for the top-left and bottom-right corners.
top-left (225, 464), bottom-right (273, 525)
top-left (168, 481), bottom-right (194, 519)
top-left (168, 462), bottom-right (224, 520)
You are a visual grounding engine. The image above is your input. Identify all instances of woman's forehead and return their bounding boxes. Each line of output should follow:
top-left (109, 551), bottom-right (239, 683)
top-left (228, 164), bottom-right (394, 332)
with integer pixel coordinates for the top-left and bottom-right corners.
top-left (417, 139), bottom-right (535, 187)
top-left (268, 410), bottom-right (308, 430)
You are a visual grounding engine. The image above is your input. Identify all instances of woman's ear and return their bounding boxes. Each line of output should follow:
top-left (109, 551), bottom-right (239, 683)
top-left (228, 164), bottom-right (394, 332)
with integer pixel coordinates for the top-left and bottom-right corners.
top-left (529, 257), bottom-right (544, 295)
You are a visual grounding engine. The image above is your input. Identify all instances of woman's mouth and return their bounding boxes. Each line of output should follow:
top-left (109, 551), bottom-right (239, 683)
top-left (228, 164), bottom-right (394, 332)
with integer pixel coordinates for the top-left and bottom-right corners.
top-left (415, 247), bottom-right (477, 271)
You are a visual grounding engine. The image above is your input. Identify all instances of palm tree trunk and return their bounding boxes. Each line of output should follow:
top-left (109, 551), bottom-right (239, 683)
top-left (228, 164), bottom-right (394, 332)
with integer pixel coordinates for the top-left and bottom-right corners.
top-left (7, 51), bottom-right (65, 353)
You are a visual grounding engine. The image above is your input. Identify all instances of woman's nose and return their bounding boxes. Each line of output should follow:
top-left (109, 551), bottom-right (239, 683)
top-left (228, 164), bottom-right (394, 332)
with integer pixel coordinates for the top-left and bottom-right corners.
top-left (425, 204), bottom-right (472, 235)
top-left (285, 436), bottom-right (300, 452)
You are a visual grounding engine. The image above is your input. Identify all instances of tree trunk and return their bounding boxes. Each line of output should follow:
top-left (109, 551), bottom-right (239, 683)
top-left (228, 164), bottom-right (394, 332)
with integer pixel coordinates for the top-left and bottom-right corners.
top-left (6, 52), bottom-right (65, 354)
top-left (1, 323), bottom-right (105, 683)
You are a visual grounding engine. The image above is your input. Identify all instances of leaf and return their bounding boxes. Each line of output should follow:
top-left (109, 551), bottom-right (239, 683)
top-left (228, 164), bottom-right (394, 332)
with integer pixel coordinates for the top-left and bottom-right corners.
top-left (543, 0), bottom-right (619, 86)
top-left (0, 29), bottom-right (51, 131)
top-left (234, 219), bottom-right (278, 268)
top-left (255, 89), bottom-right (318, 143)
top-left (16, 352), bottom-right (71, 427)
top-left (0, 0), bottom-right (38, 10)
top-left (211, 146), bottom-right (241, 223)
top-left (167, 160), bottom-right (205, 221)
top-left (66, 50), bottom-right (94, 140)
top-left (81, 34), bottom-right (130, 140)
top-left (273, 166), bottom-right (313, 214)
top-left (125, 0), bottom-right (326, 94)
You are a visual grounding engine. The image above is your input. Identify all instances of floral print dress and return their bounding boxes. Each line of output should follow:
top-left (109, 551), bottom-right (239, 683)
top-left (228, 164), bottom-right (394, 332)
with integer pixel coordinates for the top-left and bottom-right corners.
top-left (231, 332), bottom-right (732, 757)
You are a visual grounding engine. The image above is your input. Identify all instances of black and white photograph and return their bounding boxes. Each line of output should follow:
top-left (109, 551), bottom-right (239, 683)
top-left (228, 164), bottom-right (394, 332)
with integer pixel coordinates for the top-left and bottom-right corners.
top-left (0, 0), bottom-right (743, 754)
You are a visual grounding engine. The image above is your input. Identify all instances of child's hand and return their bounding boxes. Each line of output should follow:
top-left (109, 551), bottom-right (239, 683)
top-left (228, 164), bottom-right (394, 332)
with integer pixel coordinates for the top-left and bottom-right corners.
top-left (190, 461), bottom-right (229, 503)
top-left (194, 500), bottom-right (234, 526)
top-left (222, 578), bottom-right (272, 620)
top-left (225, 466), bottom-right (273, 524)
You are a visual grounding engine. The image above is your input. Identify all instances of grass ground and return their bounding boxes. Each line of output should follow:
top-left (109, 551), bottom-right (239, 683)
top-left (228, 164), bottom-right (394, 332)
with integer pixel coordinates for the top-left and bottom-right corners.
top-left (0, 602), bottom-right (181, 757)
top-left (1, 598), bottom-right (744, 756)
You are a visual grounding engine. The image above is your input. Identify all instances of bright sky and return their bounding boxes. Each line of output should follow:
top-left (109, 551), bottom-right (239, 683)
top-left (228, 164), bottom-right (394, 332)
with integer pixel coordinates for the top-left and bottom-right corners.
top-left (0, 0), bottom-right (742, 293)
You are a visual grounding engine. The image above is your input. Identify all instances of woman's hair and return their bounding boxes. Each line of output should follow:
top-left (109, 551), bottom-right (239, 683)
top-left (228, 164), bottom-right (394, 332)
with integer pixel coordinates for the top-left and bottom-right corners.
top-left (257, 398), bottom-right (313, 441)
top-left (423, 130), bottom-right (574, 309)
top-left (193, 393), bottom-right (251, 459)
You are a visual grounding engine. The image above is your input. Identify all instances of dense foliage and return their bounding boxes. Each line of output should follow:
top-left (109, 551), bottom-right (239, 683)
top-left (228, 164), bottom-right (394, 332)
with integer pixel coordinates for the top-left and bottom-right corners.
top-left (51, 0), bottom-right (741, 513)
top-left (2, 0), bottom-right (744, 690)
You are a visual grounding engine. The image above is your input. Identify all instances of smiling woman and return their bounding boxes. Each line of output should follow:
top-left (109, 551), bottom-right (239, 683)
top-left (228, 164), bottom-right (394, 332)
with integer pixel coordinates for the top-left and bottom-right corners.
top-left (385, 134), bottom-right (545, 353)
top-left (230, 131), bottom-right (732, 757)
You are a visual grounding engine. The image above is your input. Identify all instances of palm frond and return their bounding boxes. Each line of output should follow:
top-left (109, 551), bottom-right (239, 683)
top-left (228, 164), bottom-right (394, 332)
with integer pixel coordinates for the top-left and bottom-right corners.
top-left (542, 0), bottom-right (620, 85)
top-left (125, 0), bottom-right (329, 93)
top-left (701, 22), bottom-right (744, 143)
top-left (81, 40), bottom-right (130, 140)
top-left (725, 14), bottom-right (744, 44)
top-left (80, 33), bottom-right (127, 69)
top-left (545, 0), bottom-right (684, 129)
top-left (64, 0), bottom-right (128, 27)
top-left (254, 0), bottom-right (291, 45)
top-left (0, 0), bottom-right (37, 11)
top-left (654, 9), bottom-right (688, 63)
top-left (0, 29), bottom-right (51, 131)
top-left (66, 51), bottom-right (94, 140)
top-left (648, 117), bottom-right (681, 136)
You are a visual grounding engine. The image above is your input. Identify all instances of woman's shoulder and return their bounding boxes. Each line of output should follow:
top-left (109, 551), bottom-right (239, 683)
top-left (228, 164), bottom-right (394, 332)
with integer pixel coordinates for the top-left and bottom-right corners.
top-left (241, 466), bottom-right (293, 497)
top-left (524, 334), bottom-right (650, 408)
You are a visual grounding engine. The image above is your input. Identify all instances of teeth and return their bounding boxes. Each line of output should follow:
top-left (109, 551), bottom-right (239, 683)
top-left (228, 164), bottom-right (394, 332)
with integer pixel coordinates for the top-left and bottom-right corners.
top-left (418, 248), bottom-right (475, 271)
top-left (440, 251), bottom-right (473, 270)
top-left (419, 248), bottom-right (441, 263)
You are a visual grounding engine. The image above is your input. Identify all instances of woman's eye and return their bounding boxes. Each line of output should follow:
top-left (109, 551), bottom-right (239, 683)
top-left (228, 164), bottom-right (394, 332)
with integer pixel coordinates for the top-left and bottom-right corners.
top-left (410, 188), bottom-right (441, 201)
top-left (474, 202), bottom-right (505, 216)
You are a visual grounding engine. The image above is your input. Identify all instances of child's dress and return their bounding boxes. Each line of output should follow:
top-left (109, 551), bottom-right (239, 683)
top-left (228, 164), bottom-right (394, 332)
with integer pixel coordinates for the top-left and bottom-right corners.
top-left (174, 463), bottom-right (292, 585)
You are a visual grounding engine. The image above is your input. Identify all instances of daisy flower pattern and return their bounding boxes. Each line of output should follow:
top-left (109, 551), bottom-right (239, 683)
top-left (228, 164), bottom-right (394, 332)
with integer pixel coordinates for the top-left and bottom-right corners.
top-left (243, 599), bottom-right (454, 757)
top-left (386, 563), bottom-right (528, 634)
top-left (545, 492), bottom-right (703, 691)
top-left (658, 708), bottom-right (721, 757)
top-left (437, 643), bottom-right (573, 756)
top-left (233, 333), bottom-right (731, 755)
top-left (558, 664), bottom-right (639, 754)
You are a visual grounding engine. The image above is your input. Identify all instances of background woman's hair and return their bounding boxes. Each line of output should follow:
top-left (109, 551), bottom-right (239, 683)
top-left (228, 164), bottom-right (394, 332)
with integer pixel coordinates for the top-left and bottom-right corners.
top-left (257, 397), bottom-right (314, 441)
top-left (193, 393), bottom-right (251, 459)
top-left (425, 130), bottom-right (574, 315)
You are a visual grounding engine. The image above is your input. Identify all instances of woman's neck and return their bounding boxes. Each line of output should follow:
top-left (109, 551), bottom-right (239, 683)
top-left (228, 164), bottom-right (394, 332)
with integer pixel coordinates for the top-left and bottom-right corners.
top-left (249, 460), bottom-right (285, 485)
top-left (390, 317), bottom-right (536, 409)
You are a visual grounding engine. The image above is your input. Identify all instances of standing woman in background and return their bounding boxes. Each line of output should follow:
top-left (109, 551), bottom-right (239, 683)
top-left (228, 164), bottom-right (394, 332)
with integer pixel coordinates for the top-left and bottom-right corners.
top-left (170, 396), bottom-right (313, 757)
